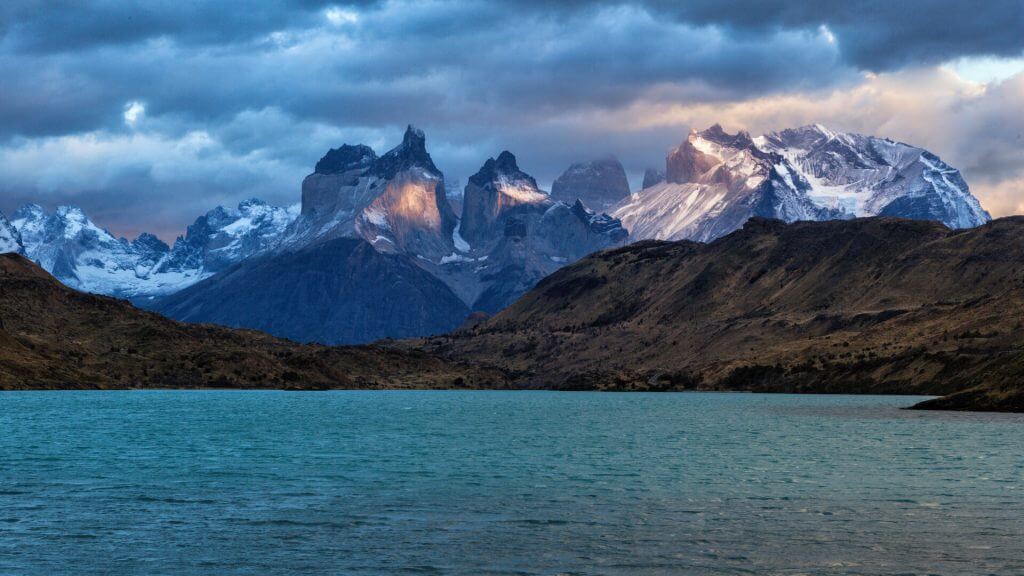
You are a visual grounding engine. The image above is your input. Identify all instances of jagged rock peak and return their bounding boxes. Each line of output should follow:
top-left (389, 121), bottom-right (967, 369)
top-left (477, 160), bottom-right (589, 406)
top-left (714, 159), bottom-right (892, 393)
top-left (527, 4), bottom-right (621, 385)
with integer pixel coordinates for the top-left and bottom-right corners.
top-left (314, 144), bottom-right (377, 175)
top-left (469, 151), bottom-right (538, 189)
top-left (372, 124), bottom-right (440, 180)
top-left (692, 124), bottom-right (755, 149)
top-left (131, 232), bottom-right (170, 253)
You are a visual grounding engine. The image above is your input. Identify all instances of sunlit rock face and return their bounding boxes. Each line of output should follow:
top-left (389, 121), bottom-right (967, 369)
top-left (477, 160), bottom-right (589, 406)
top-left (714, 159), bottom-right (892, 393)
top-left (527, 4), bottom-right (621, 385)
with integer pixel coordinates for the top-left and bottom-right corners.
top-left (359, 169), bottom-right (451, 258)
top-left (550, 156), bottom-right (631, 212)
top-left (284, 125), bottom-right (456, 260)
top-left (615, 123), bottom-right (990, 243)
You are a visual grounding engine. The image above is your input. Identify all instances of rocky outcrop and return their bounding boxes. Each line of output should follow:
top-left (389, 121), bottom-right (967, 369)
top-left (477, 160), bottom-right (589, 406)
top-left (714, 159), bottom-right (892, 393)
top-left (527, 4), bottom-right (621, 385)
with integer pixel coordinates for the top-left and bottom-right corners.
top-left (459, 151), bottom-right (547, 244)
top-left (438, 151), bottom-right (627, 312)
top-left (551, 156), bottom-right (631, 211)
top-left (285, 125), bottom-right (457, 260)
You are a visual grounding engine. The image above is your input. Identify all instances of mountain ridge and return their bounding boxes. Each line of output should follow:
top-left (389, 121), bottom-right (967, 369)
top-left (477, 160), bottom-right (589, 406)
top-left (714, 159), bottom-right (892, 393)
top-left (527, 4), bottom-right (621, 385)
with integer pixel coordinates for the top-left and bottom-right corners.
top-left (410, 215), bottom-right (1024, 412)
top-left (0, 252), bottom-right (504, 389)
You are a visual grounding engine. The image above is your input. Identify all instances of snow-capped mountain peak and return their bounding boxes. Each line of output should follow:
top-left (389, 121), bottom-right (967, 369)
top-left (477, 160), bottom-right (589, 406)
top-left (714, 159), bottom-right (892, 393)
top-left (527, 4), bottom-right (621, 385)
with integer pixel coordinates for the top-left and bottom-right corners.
top-left (759, 124), bottom-right (990, 227)
top-left (615, 124), bottom-right (991, 243)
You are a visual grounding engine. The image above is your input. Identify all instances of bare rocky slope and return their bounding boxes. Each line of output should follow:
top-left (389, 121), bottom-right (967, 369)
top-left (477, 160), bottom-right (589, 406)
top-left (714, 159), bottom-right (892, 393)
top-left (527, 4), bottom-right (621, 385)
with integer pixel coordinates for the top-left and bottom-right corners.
top-left (411, 216), bottom-right (1024, 412)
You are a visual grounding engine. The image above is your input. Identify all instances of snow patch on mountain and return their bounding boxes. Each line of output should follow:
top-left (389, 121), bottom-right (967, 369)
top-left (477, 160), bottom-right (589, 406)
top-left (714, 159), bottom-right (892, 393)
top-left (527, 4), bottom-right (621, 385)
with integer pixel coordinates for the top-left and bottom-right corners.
top-left (452, 221), bottom-right (470, 252)
top-left (0, 211), bottom-right (24, 254)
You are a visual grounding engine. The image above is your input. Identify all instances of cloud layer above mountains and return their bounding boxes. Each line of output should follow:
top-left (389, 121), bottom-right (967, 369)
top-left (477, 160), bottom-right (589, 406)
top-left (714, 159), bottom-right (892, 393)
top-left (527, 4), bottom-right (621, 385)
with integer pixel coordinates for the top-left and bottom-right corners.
top-left (1, 0), bottom-right (1022, 239)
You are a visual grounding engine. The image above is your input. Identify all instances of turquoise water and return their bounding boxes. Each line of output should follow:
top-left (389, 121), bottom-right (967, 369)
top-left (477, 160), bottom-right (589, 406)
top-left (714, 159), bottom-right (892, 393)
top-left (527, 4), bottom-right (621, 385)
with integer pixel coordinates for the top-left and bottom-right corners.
top-left (1, 391), bottom-right (1022, 575)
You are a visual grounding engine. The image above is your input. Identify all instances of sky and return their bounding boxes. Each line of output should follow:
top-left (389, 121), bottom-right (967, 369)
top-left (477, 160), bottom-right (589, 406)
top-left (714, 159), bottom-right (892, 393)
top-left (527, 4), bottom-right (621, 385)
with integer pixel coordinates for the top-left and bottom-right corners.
top-left (0, 0), bottom-right (1022, 241)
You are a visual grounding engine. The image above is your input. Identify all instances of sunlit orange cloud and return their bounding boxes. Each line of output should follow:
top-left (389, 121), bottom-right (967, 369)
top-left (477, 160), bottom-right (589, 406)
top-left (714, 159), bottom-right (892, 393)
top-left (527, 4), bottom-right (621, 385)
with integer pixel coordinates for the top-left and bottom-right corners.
top-left (565, 67), bottom-right (1024, 217)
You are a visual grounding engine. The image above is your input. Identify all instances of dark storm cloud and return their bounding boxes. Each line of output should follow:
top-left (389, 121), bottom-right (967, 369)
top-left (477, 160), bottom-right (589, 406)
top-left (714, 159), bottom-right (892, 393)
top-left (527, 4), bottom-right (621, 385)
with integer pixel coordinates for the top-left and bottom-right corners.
top-left (0, 0), bottom-right (347, 53)
top-left (655, 0), bottom-right (1024, 70)
top-left (0, 1), bottom-right (851, 140)
top-left (523, 0), bottom-right (1024, 70)
top-left (0, 0), bottom-right (1022, 237)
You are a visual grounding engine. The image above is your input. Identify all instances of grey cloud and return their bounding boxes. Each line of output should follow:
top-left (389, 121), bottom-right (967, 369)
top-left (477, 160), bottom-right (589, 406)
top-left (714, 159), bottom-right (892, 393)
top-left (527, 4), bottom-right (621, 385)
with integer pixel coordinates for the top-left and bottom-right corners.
top-left (524, 0), bottom-right (1024, 70)
top-left (0, 1), bottom-right (348, 53)
top-left (0, 0), bottom-right (1022, 237)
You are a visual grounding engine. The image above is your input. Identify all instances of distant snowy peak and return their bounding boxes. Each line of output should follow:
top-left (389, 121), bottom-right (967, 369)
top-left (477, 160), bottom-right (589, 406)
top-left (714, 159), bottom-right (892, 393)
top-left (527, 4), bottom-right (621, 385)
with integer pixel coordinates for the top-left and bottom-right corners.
top-left (10, 200), bottom-right (295, 300)
top-left (0, 211), bottom-right (24, 255)
top-left (160, 198), bottom-right (298, 274)
top-left (11, 204), bottom-right (174, 297)
top-left (759, 124), bottom-right (990, 228)
top-left (615, 124), bottom-right (990, 243)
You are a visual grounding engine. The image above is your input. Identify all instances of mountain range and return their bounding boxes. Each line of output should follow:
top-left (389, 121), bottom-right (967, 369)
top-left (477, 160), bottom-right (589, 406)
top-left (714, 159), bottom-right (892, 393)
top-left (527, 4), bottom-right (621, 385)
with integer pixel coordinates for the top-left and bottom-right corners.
top-left (155, 127), bottom-right (628, 343)
top-left (0, 123), bottom-right (993, 345)
top-left (5, 215), bottom-right (1024, 412)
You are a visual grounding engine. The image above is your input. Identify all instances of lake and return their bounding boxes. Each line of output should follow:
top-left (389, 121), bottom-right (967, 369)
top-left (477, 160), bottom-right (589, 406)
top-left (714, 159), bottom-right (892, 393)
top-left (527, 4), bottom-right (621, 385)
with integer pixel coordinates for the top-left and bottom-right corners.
top-left (1, 391), bottom-right (1022, 575)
